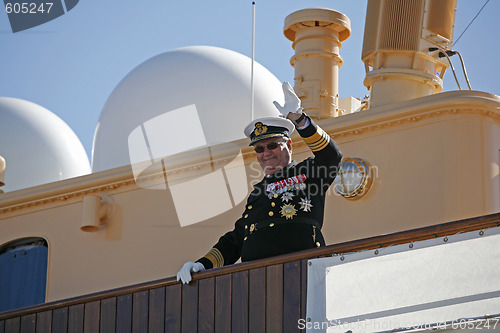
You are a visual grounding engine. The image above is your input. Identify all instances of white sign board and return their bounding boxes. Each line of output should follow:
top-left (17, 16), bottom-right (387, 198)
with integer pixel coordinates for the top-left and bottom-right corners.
top-left (306, 227), bottom-right (500, 332)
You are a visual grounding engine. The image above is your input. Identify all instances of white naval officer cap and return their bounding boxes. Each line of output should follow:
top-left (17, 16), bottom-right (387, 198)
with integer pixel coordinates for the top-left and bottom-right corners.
top-left (244, 117), bottom-right (295, 146)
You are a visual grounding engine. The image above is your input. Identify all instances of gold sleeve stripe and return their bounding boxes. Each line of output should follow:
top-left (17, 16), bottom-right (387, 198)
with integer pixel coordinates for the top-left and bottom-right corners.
top-left (204, 248), bottom-right (224, 268)
top-left (303, 128), bottom-right (331, 152)
top-left (308, 135), bottom-right (329, 151)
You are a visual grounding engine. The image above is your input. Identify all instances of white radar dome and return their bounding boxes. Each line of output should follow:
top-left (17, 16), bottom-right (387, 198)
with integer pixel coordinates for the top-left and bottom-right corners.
top-left (0, 97), bottom-right (91, 192)
top-left (92, 45), bottom-right (283, 172)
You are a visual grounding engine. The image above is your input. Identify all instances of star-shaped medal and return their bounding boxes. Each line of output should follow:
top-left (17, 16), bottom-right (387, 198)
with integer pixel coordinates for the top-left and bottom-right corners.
top-left (281, 191), bottom-right (294, 202)
top-left (300, 197), bottom-right (313, 212)
top-left (280, 204), bottom-right (297, 220)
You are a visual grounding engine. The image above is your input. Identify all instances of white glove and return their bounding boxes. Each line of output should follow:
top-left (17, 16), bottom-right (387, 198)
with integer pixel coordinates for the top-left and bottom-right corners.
top-left (176, 261), bottom-right (205, 284)
top-left (273, 81), bottom-right (303, 117)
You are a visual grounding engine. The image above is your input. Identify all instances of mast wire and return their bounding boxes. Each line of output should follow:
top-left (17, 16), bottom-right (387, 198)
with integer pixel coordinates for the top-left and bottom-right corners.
top-left (453, 0), bottom-right (490, 46)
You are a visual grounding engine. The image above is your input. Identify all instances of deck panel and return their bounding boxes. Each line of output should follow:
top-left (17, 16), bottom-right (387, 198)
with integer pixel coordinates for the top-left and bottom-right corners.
top-left (52, 307), bottom-right (68, 333)
top-left (20, 313), bottom-right (35, 333)
top-left (266, 264), bottom-right (283, 333)
top-left (214, 274), bottom-right (231, 333)
top-left (67, 303), bottom-right (84, 333)
top-left (100, 297), bottom-right (116, 333)
top-left (116, 294), bottom-right (132, 333)
top-left (283, 261), bottom-right (301, 333)
top-left (181, 283), bottom-right (198, 333)
top-left (300, 259), bottom-right (308, 333)
top-left (83, 301), bottom-right (99, 333)
top-left (132, 291), bottom-right (148, 333)
top-left (248, 267), bottom-right (266, 333)
top-left (165, 285), bottom-right (181, 333)
top-left (148, 287), bottom-right (165, 333)
top-left (231, 271), bottom-right (248, 333)
top-left (197, 278), bottom-right (215, 333)
top-left (4, 317), bottom-right (19, 333)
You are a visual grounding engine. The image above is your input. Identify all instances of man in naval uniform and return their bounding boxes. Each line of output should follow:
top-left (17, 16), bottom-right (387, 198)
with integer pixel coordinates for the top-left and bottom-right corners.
top-left (177, 82), bottom-right (342, 284)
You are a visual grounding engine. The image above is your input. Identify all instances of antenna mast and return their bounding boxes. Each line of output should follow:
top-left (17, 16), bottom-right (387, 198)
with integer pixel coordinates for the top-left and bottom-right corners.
top-left (251, 1), bottom-right (256, 120)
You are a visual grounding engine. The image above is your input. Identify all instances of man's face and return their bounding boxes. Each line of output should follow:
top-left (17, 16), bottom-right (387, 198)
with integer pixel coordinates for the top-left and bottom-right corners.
top-left (254, 136), bottom-right (292, 175)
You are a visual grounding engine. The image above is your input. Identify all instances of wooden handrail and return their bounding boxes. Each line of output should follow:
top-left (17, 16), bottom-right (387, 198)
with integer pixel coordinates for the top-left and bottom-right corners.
top-left (192, 211), bottom-right (500, 277)
top-left (1, 211), bottom-right (498, 321)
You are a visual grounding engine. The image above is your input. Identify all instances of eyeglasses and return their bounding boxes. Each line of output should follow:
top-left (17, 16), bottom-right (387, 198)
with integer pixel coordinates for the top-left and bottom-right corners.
top-left (254, 140), bottom-right (286, 153)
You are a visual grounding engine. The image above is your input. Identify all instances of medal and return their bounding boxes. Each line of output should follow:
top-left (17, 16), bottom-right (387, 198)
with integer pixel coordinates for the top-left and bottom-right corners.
top-left (281, 192), bottom-right (294, 202)
top-left (280, 204), bottom-right (297, 220)
top-left (300, 197), bottom-right (313, 212)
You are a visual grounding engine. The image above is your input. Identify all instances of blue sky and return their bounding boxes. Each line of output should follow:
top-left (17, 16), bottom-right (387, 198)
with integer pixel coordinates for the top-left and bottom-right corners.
top-left (1, 0), bottom-right (498, 162)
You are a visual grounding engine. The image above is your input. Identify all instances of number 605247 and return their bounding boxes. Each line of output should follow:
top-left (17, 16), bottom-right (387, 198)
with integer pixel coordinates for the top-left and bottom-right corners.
top-left (5, 2), bottom-right (53, 14)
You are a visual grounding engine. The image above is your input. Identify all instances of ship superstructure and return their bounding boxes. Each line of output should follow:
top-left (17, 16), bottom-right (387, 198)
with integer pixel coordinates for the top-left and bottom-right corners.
top-left (1, 0), bottom-right (499, 331)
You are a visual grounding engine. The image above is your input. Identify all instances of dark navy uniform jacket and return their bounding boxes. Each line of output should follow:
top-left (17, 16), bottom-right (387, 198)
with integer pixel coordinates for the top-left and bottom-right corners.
top-left (197, 116), bottom-right (342, 269)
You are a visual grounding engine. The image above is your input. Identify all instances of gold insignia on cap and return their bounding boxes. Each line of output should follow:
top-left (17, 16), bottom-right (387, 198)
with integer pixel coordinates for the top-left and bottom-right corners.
top-left (254, 122), bottom-right (268, 136)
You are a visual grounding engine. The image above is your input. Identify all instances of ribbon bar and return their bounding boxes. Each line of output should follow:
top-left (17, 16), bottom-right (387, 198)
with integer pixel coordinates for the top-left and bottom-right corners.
top-left (267, 174), bottom-right (307, 192)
